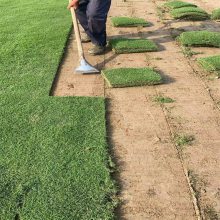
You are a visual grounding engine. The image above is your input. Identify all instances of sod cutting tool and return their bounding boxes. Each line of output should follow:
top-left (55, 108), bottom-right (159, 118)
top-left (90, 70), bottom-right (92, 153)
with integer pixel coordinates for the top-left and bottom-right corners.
top-left (69, 1), bottom-right (99, 74)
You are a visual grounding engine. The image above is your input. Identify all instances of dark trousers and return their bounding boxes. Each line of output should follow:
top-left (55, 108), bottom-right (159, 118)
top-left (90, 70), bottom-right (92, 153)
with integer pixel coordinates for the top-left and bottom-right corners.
top-left (76, 0), bottom-right (111, 46)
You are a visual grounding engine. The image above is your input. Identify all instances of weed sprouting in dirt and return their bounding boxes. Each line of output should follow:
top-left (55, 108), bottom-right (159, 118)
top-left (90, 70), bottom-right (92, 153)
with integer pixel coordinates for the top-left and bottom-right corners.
top-left (188, 170), bottom-right (204, 200)
top-left (204, 205), bottom-right (220, 220)
top-left (156, 6), bottom-right (166, 21)
top-left (174, 134), bottom-right (194, 151)
top-left (181, 46), bottom-right (203, 58)
top-left (188, 171), bottom-right (219, 220)
top-left (154, 96), bottom-right (175, 103)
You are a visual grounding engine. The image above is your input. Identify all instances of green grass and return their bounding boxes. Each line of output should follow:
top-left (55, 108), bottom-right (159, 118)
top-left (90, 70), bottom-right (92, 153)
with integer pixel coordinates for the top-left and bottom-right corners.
top-left (163, 1), bottom-right (197, 10)
top-left (109, 38), bottom-right (158, 54)
top-left (0, 0), bottom-right (116, 219)
top-left (111, 17), bottom-right (150, 27)
top-left (211, 8), bottom-right (220, 20)
top-left (181, 47), bottom-right (203, 58)
top-left (154, 96), bottom-right (175, 103)
top-left (174, 134), bottom-right (194, 151)
top-left (102, 68), bottom-right (162, 88)
top-left (170, 6), bottom-right (210, 20)
top-left (178, 31), bottom-right (220, 48)
top-left (198, 55), bottom-right (220, 75)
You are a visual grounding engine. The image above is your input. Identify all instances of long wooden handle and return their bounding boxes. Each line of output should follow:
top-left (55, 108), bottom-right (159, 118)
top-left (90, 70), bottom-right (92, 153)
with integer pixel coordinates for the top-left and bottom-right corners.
top-left (69, 2), bottom-right (84, 59)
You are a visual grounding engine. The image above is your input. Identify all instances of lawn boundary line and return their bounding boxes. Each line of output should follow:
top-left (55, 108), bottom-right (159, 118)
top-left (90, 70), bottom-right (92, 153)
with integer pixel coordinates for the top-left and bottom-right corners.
top-left (49, 26), bottom-right (73, 96)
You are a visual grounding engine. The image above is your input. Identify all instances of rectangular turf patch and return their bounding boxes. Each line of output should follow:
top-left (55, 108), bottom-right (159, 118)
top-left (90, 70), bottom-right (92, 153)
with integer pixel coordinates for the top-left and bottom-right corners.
top-left (109, 38), bottom-right (158, 54)
top-left (163, 1), bottom-right (197, 10)
top-left (170, 6), bottom-right (210, 20)
top-left (111, 17), bottom-right (150, 27)
top-left (102, 68), bottom-right (162, 88)
top-left (178, 31), bottom-right (220, 48)
top-left (198, 55), bottom-right (220, 75)
top-left (0, 0), bottom-right (116, 219)
top-left (211, 8), bottom-right (220, 20)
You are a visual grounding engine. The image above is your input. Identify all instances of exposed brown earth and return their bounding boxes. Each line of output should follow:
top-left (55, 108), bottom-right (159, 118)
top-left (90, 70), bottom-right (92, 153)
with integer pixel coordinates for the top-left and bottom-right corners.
top-left (53, 0), bottom-right (220, 219)
top-left (52, 32), bottom-right (105, 97)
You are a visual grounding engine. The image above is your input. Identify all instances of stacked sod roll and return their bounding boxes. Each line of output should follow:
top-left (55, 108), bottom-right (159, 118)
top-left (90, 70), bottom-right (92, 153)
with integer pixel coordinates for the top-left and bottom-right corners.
top-left (178, 31), bottom-right (220, 48)
top-left (211, 8), bottom-right (220, 20)
top-left (163, 1), bottom-right (210, 20)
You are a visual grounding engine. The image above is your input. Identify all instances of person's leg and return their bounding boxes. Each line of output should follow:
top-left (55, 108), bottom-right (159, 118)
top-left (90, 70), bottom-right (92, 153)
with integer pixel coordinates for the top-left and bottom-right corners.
top-left (86, 0), bottom-right (111, 47)
top-left (75, 2), bottom-right (89, 33)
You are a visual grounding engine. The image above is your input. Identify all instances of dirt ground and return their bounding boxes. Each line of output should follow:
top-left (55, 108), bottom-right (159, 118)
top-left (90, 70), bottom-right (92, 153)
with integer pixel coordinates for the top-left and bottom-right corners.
top-left (53, 0), bottom-right (220, 219)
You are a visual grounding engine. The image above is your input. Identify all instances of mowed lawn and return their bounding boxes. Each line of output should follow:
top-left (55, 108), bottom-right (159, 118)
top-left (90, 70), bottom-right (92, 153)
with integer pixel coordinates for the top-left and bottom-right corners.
top-left (0, 0), bottom-right (115, 219)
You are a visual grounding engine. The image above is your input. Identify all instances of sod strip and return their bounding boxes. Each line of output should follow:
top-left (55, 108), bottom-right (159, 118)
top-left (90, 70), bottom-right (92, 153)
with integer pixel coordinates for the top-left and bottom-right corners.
top-left (198, 55), bottom-right (220, 75)
top-left (178, 31), bottom-right (220, 48)
top-left (211, 8), bottom-right (220, 20)
top-left (163, 1), bottom-right (197, 10)
top-left (109, 38), bottom-right (158, 54)
top-left (0, 0), bottom-right (116, 219)
top-left (170, 7), bottom-right (210, 20)
top-left (102, 68), bottom-right (162, 88)
top-left (111, 17), bottom-right (150, 27)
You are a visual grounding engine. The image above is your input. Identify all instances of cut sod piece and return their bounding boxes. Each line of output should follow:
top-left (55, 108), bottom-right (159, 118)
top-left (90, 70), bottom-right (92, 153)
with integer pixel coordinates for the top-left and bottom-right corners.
top-left (111, 17), bottom-right (150, 27)
top-left (163, 1), bottom-right (197, 10)
top-left (170, 7), bottom-right (210, 20)
top-left (178, 31), bottom-right (220, 47)
top-left (102, 68), bottom-right (162, 88)
top-left (109, 38), bottom-right (158, 54)
top-left (198, 55), bottom-right (220, 75)
top-left (211, 8), bottom-right (220, 20)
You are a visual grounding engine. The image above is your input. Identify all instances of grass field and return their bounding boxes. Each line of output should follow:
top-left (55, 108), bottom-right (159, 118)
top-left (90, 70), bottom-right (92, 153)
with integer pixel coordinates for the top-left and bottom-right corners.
top-left (0, 0), bottom-right (116, 219)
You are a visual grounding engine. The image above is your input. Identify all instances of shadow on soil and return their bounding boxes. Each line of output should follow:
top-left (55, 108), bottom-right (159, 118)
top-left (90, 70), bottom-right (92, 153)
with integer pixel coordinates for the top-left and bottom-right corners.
top-left (105, 98), bottom-right (128, 220)
top-left (156, 68), bottom-right (176, 85)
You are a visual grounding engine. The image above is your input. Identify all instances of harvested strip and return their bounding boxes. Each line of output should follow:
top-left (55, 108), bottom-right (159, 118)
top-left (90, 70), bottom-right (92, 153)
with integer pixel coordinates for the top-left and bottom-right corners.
top-left (198, 55), bottom-right (220, 75)
top-left (111, 17), bottom-right (150, 27)
top-left (170, 7), bottom-right (210, 20)
top-left (102, 68), bottom-right (162, 88)
top-left (109, 38), bottom-right (158, 54)
top-left (211, 8), bottom-right (220, 20)
top-left (163, 1), bottom-right (197, 10)
top-left (178, 31), bottom-right (220, 48)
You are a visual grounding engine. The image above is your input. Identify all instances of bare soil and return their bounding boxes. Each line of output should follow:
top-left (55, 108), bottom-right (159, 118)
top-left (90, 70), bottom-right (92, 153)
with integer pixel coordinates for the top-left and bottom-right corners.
top-left (52, 32), bottom-right (105, 97)
top-left (53, 0), bottom-right (220, 219)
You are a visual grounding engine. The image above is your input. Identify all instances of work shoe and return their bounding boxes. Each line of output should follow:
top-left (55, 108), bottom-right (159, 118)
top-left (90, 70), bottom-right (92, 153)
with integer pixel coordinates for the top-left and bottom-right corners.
top-left (81, 33), bottom-right (91, 43)
top-left (88, 45), bottom-right (105, 55)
